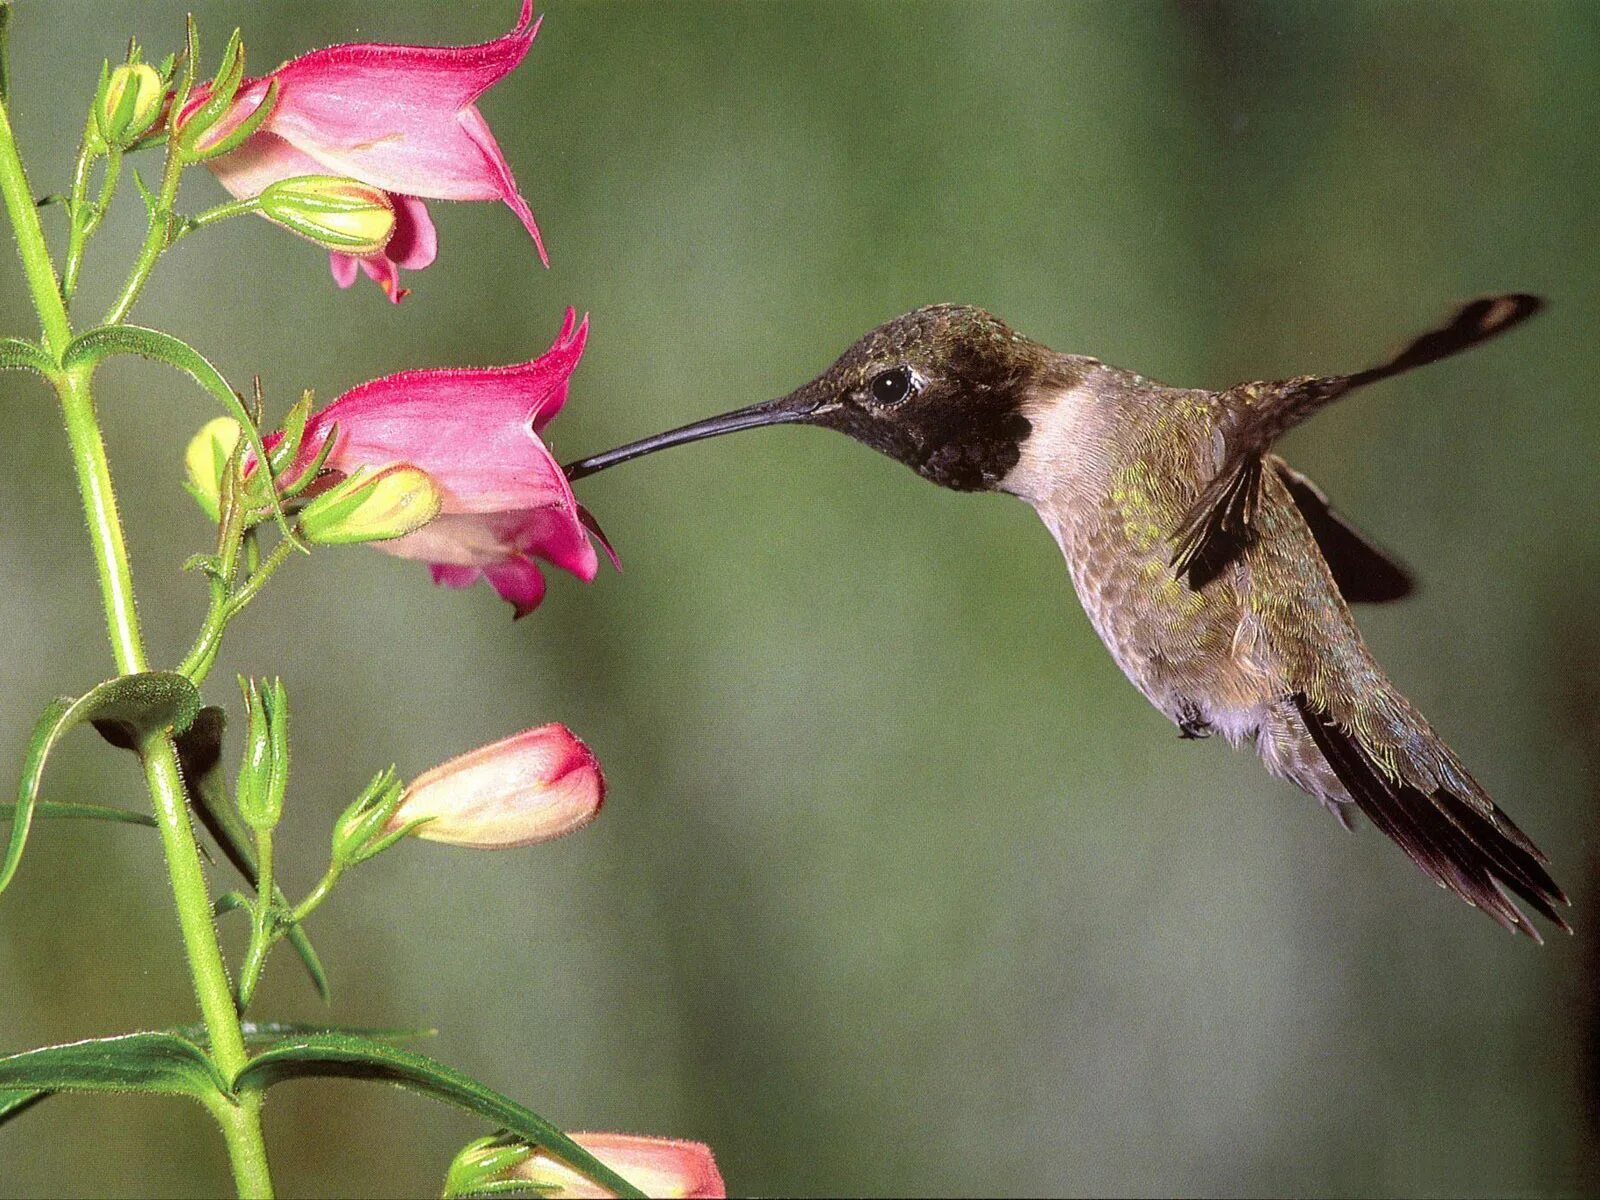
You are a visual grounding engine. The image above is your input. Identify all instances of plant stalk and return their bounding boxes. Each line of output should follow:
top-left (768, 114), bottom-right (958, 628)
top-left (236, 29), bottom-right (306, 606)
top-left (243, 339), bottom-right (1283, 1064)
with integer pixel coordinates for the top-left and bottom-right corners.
top-left (0, 91), bottom-right (274, 1197)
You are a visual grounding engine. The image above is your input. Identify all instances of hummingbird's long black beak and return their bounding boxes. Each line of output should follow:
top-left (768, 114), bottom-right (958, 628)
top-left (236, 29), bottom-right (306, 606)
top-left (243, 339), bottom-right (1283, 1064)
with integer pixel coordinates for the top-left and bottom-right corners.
top-left (563, 388), bottom-right (824, 482)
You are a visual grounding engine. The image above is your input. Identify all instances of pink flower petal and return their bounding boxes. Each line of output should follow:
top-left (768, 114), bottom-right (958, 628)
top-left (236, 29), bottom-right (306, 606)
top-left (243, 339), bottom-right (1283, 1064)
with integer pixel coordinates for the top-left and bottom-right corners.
top-left (259, 3), bottom-right (540, 203)
top-left (387, 195), bottom-right (438, 271)
top-left (329, 252), bottom-right (360, 289)
top-left (483, 556), bottom-right (548, 620)
top-left (430, 563), bottom-right (480, 589)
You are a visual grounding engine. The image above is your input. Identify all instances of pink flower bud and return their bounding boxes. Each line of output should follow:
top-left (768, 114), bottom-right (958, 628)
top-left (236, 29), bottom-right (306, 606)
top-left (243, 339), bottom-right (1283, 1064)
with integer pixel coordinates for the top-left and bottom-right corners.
top-left (389, 725), bottom-right (603, 849)
top-left (510, 1134), bottom-right (725, 1199)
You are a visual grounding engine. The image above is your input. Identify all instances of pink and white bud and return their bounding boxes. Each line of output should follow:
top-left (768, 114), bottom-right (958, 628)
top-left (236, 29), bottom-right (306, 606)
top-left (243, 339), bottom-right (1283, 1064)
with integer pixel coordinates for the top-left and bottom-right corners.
top-left (389, 724), bottom-right (603, 849)
top-left (510, 1134), bottom-right (725, 1199)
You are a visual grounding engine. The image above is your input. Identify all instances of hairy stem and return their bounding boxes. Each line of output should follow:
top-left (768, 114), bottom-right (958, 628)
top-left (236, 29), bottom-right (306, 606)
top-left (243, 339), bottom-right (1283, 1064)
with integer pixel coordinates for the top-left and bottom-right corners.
top-left (103, 129), bottom-right (183, 325)
top-left (0, 93), bottom-right (274, 1196)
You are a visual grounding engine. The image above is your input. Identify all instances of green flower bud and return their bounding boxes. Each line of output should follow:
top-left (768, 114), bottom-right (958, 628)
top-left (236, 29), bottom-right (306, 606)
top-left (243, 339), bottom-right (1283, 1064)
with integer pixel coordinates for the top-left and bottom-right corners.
top-left (258, 176), bottom-right (397, 254)
top-left (94, 62), bottom-right (165, 148)
top-left (235, 677), bottom-right (288, 834)
top-left (183, 417), bottom-right (243, 522)
top-left (299, 464), bottom-right (441, 546)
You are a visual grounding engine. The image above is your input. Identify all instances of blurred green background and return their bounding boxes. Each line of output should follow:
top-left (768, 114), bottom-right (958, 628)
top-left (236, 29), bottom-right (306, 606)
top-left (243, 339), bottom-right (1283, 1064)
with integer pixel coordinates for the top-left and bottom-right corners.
top-left (2, 1), bottom-right (1598, 1195)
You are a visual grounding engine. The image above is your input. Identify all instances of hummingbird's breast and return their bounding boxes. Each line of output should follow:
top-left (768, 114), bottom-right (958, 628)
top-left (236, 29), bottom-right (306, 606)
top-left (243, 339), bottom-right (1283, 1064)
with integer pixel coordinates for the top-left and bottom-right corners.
top-left (1005, 366), bottom-right (1276, 729)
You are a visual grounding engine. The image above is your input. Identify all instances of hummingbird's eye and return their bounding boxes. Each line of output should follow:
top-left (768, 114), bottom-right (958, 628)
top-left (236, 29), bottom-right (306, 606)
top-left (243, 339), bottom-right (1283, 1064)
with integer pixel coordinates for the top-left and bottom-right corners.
top-left (869, 366), bottom-right (916, 407)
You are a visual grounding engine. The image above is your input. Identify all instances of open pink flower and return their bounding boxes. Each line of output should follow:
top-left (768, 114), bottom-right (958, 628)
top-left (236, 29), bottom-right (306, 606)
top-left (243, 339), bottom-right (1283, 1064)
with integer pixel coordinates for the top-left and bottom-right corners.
top-left (202, 1), bottom-right (546, 301)
top-left (299, 308), bottom-right (607, 616)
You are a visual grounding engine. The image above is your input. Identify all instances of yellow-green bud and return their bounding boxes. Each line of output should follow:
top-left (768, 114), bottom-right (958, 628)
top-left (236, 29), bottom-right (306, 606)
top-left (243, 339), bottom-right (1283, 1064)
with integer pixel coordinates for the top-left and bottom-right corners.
top-left (258, 176), bottom-right (396, 254)
top-left (183, 417), bottom-right (244, 522)
top-left (96, 63), bottom-right (165, 147)
top-left (300, 464), bottom-right (441, 545)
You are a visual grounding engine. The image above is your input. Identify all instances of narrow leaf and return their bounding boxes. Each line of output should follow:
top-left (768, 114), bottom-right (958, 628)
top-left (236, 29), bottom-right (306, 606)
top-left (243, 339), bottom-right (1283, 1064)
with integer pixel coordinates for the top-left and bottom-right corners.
top-left (3, 673), bottom-right (198, 899)
top-left (176, 707), bottom-right (331, 1000)
top-left (233, 1036), bottom-right (644, 1199)
top-left (0, 337), bottom-right (53, 375)
top-left (62, 326), bottom-right (298, 546)
top-left (0, 801), bottom-right (156, 828)
top-left (0, 1088), bottom-right (47, 1129)
top-left (0, 1033), bottom-right (227, 1103)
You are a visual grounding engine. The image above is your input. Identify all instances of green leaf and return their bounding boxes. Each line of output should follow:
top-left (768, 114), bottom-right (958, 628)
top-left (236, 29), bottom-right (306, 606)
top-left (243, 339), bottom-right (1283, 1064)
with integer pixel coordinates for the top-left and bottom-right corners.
top-left (233, 1036), bottom-right (645, 1199)
top-left (3, 673), bottom-right (200, 899)
top-left (0, 336), bottom-right (53, 375)
top-left (0, 1033), bottom-right (227, 1104)
top-left (176, 707), bottom-right (330, 1001)
top-left (0, 800), bottom-right (155, 828)
top-left (61, 326), bottom-right (298, 547)
top-left (0, 1089), bottom-right (48, 1128)
top-left (0, 1022), bottom-right (432, 1129)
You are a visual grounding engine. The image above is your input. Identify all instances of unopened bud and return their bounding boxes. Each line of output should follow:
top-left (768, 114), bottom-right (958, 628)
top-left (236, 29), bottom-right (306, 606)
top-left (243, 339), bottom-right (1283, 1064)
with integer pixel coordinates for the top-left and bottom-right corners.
top-left (258, 176), bottom-right (396, 254)
top-left (95, 62), bottom-right (165, 148)
top-left (235, 677), bottom-right (289, 834)
top-left (387, 724), bottom-right (604, 850)
top-left (508, 1134), bottom-right (725, 1199)
top-left (183, 417), bottom-right (243, 521)
top-left (299, 464), bottom-right (440, 545)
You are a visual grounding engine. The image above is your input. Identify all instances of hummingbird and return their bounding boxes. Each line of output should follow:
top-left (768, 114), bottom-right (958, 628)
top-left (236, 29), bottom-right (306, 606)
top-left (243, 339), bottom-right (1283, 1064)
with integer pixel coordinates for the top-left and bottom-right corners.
top-left (564, 295), bottom-right (1568, 940)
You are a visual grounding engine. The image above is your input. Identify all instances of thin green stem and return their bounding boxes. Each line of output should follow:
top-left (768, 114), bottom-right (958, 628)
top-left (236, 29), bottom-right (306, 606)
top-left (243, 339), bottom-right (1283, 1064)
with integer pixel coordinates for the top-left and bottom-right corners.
top-left (0, 97), bottom-right (70, 355)
top-left (238, 828), bottom-right (274, 1006)
top-left (60, 126), bottom-right (98, 300)
top-left (180, 535), bottom-right (296, 684)
top-left (103, 132), bottom-right (183, 325)
top-left (291, 864), bottom-right (342, 925)
top-left (0, 91), bottom-right (273, 1196)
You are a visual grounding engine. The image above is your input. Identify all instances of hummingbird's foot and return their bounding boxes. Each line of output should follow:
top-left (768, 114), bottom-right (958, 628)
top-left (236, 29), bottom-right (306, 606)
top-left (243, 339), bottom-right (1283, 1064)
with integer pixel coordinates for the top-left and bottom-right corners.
top-left (1176, 704), bottom-right (1212, 740)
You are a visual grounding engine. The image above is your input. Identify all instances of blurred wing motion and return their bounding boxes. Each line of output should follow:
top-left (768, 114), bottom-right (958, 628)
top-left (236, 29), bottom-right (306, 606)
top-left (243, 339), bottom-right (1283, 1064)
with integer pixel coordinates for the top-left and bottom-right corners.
top-left (1172, 294), bottom-right (1543, 589)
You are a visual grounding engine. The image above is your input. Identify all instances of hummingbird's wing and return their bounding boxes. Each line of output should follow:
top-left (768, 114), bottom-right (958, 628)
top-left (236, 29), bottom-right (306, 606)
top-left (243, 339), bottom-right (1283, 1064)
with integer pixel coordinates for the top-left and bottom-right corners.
top-left (1272, 460), bottom-right (1413, 604)
top-left (1171, 294), bottom-right (1542, 589)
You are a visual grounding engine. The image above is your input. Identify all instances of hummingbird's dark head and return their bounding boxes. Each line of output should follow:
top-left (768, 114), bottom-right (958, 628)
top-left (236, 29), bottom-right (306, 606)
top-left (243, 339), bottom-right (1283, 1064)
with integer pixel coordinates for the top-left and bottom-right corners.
top-left (564, 304), bottom-right (1061, 493)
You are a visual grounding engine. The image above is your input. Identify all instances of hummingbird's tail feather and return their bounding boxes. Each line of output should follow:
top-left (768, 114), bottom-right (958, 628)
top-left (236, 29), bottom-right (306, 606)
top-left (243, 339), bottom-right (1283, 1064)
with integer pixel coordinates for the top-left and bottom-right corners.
top-left (1290, 693), bottom-right (1570, 941)
top-left (1170, 294), bottom-right (1544, 591)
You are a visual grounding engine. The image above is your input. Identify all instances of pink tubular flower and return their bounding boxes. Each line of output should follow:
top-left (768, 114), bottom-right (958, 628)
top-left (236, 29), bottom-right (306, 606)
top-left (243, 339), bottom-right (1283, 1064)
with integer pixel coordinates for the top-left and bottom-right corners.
top-left (300, 308), bottom-right (607, 616)
top-left (512, 1135), bottom-right (725, 1199)
top-left (387, 724), bottom-right (603, 849)
top-left (202, 1), bottom-right (546, 301)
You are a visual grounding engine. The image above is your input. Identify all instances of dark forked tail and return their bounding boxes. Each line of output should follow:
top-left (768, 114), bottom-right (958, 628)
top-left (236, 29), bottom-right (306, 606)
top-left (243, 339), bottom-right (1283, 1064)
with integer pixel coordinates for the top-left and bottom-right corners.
top-left (1293, 694), bottom-right (1569, 941)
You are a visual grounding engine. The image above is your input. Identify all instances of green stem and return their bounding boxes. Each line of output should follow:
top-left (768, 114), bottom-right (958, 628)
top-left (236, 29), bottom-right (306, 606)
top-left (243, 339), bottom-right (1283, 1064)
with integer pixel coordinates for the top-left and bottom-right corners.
top-left (180, 535), bottom-right (296, 684)
top-left (60, 127), bottom-right (97, 300)
top-left (0, 94), bottom-right (273, 1196)
top-left (238, 828), bottom-right (274, 1006)
top-left (103, 131), bottom-right (183, 325)
top-left (291, 864), bottom-right (342, 925)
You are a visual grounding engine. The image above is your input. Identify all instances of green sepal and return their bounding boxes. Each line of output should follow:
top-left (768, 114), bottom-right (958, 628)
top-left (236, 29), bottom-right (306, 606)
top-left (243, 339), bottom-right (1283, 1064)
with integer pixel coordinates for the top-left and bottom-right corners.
top-left (176, 27), bottom-right (245, 155)
top-left (176, 708), bottom-right (330, 1001)
top-left (62, 325), bottom-right (299, 548)
top-left (232, 1035), bottom-right (645, 1200)
top-left (444, 1133), bottom-right (541, 1199)
top-left (0, 336), bottom-right (54, 375)
top-left (192, 78), bottom-right (279, 162)
top-left (2, 673), bottom-right (200, 899)
top-left (0, 801), bottom-right (156, 828)
top-left (0, 1032), bottom-right (228, 1105)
